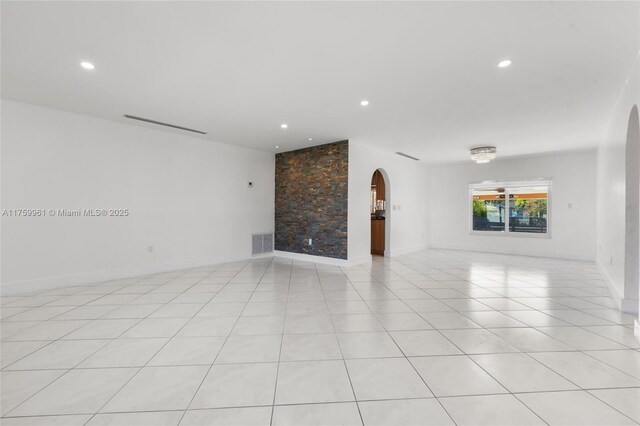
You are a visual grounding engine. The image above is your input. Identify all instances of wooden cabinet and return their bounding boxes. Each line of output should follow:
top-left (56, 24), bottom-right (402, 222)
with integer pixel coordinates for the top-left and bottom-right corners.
top-left (371, 219), bottom-right (385, 255)
top-left (371, 170), bottom-right (386, 256)
top-left (371, 170), bottom-right (385, 202)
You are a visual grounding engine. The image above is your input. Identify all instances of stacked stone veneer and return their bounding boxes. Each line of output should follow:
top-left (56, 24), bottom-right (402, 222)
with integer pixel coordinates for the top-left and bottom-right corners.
top-left (275, 140), bottom-right (348, 260)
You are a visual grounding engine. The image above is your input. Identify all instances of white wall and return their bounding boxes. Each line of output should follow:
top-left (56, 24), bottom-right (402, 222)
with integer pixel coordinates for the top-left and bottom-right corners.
top-left (348, 141), bottom-right (430, 263)
top-left (429, 150), bottom-right (597, 262)
top-left (1, 100), bottom-right (275, 295)
top-left (596, 54), bottom-right (640, 313)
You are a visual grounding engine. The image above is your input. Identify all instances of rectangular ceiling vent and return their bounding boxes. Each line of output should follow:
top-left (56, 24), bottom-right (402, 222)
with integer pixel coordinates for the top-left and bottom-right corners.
top-left (123, 114), bottom-right (207, 134)
top-left (252, 233), bottom-right (274, 255)
top-left (395, 152), bottom-right (420, 161)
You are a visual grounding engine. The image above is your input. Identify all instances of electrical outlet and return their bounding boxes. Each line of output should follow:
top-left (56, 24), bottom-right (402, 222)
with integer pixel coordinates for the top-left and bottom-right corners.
top-left (148, 245), bottom-right (154, 253)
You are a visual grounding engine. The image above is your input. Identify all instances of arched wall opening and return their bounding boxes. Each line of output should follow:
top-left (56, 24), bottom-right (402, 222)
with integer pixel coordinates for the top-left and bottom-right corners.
top-left (370, 168), bottom-right (391, 257)
top-left (624, 104), bottom-right (640, 315)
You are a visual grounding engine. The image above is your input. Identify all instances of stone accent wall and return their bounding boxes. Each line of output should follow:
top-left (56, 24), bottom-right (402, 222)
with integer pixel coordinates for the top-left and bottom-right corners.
top-left (275, 141), bottom-right (348, 260)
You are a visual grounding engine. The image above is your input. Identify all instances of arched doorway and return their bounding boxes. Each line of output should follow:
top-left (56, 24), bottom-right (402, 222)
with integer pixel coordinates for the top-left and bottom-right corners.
top-left (624, 105), bottom-right (640, 315)
top-left (370, 169), bottom-right (389, 256)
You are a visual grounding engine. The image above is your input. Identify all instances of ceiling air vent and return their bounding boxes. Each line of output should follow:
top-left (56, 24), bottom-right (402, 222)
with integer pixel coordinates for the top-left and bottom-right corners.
top-left (123, 115), bottom-right (207, 134)
top-left (395, 152), bottom-right (420, 161)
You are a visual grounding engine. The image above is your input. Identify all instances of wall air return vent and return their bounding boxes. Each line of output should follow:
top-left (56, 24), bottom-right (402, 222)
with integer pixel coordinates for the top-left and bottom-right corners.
top-left (252, 233), bottom-right (274, 255)
top-left (395, 152), bottom-right (420, 161)
top-left (123, 115), bottom-right (207, 134)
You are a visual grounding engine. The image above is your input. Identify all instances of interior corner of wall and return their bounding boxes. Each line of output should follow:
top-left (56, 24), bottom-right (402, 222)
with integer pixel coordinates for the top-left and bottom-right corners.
top-left (596, 256), bottom-right (623, 310)
top-left (621, 298), bottom-right (639, 316)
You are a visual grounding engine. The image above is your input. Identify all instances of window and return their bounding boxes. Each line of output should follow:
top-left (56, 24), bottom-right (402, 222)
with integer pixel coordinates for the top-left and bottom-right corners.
top-left (471, 181), bottom-right (550, 235)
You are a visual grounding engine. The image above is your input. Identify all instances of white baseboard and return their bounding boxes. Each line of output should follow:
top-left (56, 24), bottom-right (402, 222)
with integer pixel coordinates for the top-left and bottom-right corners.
top-left (596, 258), bottom-right (623, 311)
top-left (1, 254), bottom-right (260, 296)
top-left (2, 250), bottom-right (374, 296)
top-left (250, 253), bottom-right (275, 260)
top-left (347, 255), bottom-right (374, 266)
top-left (273, 250), bottom-right (369, 267)
top-left (388, 244), bottom-right (429, 257)
top-left (621, 298), bottom-right (639, 315)
top-left (430, 243), bottom-right (594, 262)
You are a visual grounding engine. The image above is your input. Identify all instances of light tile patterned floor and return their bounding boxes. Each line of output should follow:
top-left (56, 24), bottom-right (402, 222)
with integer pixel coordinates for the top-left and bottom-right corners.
top-left (1, 249), bottom-right (639, 425)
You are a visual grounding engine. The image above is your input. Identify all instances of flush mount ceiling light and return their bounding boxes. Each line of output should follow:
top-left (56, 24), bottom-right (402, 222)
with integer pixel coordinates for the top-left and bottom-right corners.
top-left (275, 145), bottom-right (279, 149)
top-left (280, 123), bottom-right (288, 129)
top-left (497, 59), bottom-right (512, 68)
top-left (80, 61), bottom-right (95, 70)
top-left (470, 146), bottom-right (497, 164)
top-left (360, 100), bottom-right (369, 106)
top-left (308, 138), bottom-right (313, 141)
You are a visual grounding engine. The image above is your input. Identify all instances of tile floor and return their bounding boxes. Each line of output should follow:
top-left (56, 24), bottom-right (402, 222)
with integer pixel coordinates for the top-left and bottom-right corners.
top-left (1, 249), bottom-right (639, 425)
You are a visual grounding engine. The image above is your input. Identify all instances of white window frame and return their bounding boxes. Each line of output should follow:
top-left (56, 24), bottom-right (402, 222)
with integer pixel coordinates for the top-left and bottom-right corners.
top-left (469, 180), bottom-right (552, 239)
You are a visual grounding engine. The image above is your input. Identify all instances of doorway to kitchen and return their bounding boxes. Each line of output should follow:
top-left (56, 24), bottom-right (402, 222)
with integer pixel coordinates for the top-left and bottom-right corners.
top-left (371, 169), bottom-right (389, 256)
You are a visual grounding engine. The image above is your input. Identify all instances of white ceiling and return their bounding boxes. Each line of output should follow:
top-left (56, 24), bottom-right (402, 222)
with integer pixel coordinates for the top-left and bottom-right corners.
top-left (2, 1), bottom-right (638, 163)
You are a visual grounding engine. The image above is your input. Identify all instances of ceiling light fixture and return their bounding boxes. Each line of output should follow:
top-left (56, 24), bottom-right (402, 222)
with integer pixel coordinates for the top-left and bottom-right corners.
top-left (280, 124), bottom-right (288, 129)
top-left (308, 138), bottom-right (313, 141)
top-left (275, 145), bottom-right (279, 149)
top-left (360, 100), bottom-right (369, 106)
top-left (80, 61), bottom-right (95, 70)
top-left (497, 59), bottom-right (512, 68)
top-left (470, 146), bottom-right (497, 164)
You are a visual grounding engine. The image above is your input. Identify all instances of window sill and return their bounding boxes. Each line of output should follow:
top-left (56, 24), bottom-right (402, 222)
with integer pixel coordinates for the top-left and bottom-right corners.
top-left (469, 230), bottom-right (551, 239)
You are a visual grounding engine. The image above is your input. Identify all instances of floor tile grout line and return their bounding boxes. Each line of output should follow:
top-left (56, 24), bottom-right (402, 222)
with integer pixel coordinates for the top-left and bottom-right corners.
top-left (401, 261), bottom-right (638, 349)
top-left (377, 253), bottom-right (640, 421)
top-left (269, 257), bottom-right (293, 426)
top-left (1, 275), bottom-right (186, 364)
top-left (2, 251), bottom-right (638, 424)
top-left (2, 302), bottom-right (170, 415)
top-left (380, 307), bottom-right (462, 426)
top-left (79, 263), bottom-right (238, 425)
top-left (583, 388), bottom-right (640, 424)
top-left (370, 257), bottom-right (600, 425)
top-left (577, 348), bottom-right (640, 378)
top-left (176, 256), bottom-right (274, 426)
top-left (512, 391), bottom-right (622, 426)
top-left (384, 268), bottom-right (636, 351)
top-left (324, 262), bottom-right (374, 426)
top-left (2, 266), bottom-right (229, 372)
top-left (5, 390), bottom-right (640, 420)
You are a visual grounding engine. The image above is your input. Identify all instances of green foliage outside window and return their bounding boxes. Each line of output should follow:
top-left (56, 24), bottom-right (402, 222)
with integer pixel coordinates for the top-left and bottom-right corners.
top-left (513, 199), bottom-right (547, 217)
top-left (472, 200), bottom-right (487, 217)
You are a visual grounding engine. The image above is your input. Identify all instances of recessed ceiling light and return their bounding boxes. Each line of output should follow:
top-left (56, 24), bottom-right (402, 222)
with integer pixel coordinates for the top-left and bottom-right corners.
top-left (308, 138), bottom-right (313, 141)
top-left (497, 59), bottom-right (512, 68)
top-left (360, 100), bottom-right (369, 106)
top-left (80, 61), bottom-right (95, 70)
top-left (275, 145), bottom-right (279, 149)
top-left (280, 124), bottom-right (288, 129)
